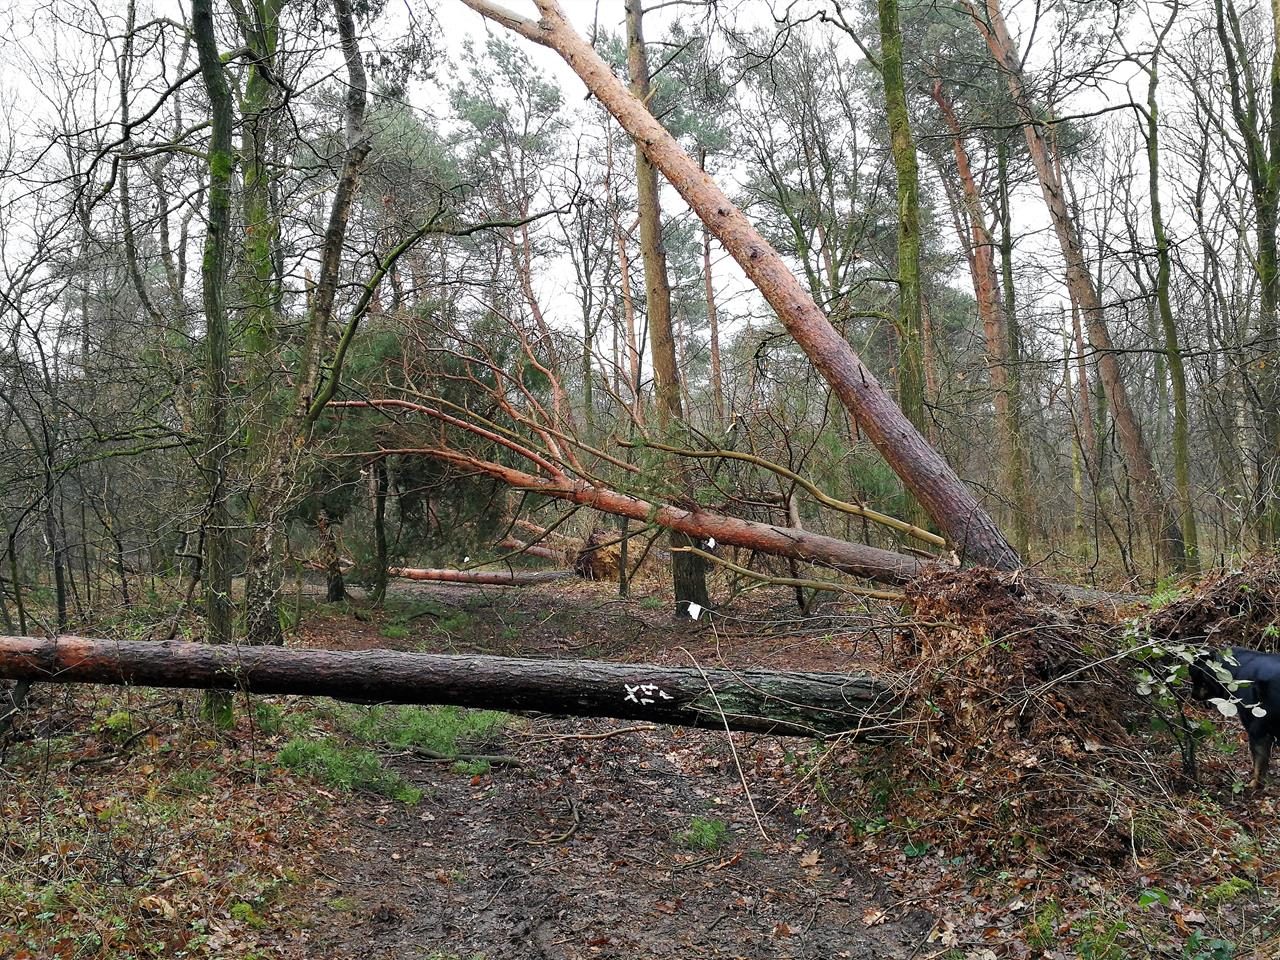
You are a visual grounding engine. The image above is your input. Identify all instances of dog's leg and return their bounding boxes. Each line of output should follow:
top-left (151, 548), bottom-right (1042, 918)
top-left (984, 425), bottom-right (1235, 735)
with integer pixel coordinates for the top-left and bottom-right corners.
top-left (1248, 734), bottom-right (1273, 790)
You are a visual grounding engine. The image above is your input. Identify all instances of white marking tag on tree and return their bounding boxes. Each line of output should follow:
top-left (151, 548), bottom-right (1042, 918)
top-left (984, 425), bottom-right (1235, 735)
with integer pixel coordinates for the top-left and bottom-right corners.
top-left (463, 556), bottom-right (470, 563)
top-left (706, 537), bottom-right (716, 549)
top-left (686, 602), bottom-right (704, 620)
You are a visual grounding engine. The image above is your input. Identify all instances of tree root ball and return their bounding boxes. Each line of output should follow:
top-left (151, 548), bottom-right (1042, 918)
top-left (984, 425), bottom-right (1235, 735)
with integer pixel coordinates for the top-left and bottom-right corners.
top-left (574, 530), bottom-right (622, 581)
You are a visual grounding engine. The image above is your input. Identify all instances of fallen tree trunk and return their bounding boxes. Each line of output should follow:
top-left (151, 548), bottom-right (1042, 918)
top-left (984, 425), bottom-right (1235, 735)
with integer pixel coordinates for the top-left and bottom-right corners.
top-left (0, 636), bottom-right (898, 738)
top-left (389, 567), bottom-right (576, 586)
top-left (457, 0), bottom-right (1021, 572)
top-left (374, 445), bottom-right (926, 588)
top-left (494, 537), bottom-right (559, 560)
top-left (512, 518), bottom-right (578, 546)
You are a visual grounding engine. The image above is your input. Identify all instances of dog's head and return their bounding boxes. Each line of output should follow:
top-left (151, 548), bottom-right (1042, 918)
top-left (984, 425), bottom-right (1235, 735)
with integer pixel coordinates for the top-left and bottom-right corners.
top-left (1188, 649), bottom-right (1237, 702)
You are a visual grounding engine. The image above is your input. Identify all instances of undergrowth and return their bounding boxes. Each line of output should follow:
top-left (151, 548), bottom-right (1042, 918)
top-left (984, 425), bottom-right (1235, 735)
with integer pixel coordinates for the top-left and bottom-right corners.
top-left (675, 816), bottom-right (728, 851)
top-left (336, 703), bottom-right (509, 755)
top-left (0, 686), bottom-right (333, 960)
top-left (804, 564), bottom-right (1280, 958)
top-left (277, 738), bottom-right (422, 804)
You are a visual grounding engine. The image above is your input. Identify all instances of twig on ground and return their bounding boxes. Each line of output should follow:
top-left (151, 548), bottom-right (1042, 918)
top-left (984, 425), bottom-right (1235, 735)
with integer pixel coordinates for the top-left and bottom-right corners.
top-left (520, 794), bottom-right (579, 845)
top-left (383, 747), bottom-right (522, 768)
top-left (520, 724), bottom-right (656, 742)
top-left (70, 725), bottom-right (156, 768)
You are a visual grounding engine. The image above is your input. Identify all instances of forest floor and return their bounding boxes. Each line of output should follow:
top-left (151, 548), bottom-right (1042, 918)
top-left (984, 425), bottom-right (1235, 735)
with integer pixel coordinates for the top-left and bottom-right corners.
top-left (1, 575), bottom-right (1279, 959)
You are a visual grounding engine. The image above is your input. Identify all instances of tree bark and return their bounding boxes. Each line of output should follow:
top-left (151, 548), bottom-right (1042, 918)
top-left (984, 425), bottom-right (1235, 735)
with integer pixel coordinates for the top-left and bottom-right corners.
top-left (699, 149), bottom-right (725, 424)
top-left (193, 0), bottom-right (236, 679)
top-left (0, 635), bottom-right (896, 739)
top-left (878, 0), bottom-right (929, 506)
top-left (625, 0), bottom-right (710, 617)
top-left (193, 0), bottom-right (238, 724)
top-left (1143, 19), bottom-right (1199, 566)
top-left (317, 511), bottom-right (346, 602)
top-left (242, 0), bottom-right (373, 643)
top-left (371, 458), bottom-right (390, 604)
top-left (375, 444), bottom-right (927, 586)
top-left (932, 82), bottom-right (1031, 557)
top-left (495, 537), bottom-right (559, 560)
top-left (1212, 0), bottom-right (1280, 543)
top-left (458, 0), bottom-right (1020, 571)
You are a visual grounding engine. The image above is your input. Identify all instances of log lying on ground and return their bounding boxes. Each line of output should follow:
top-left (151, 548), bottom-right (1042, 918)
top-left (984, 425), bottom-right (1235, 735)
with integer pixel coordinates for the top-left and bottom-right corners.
top-left (512, 518), bottom-right (578, 547)
top-left (494, 536), bottom-right (559, 560)
top-left (388, 567), bottom-right (576, 586)
top-left (375, 449), bottom-right (1127, 604)
top-left (0, 635), bottom-right (899, 739)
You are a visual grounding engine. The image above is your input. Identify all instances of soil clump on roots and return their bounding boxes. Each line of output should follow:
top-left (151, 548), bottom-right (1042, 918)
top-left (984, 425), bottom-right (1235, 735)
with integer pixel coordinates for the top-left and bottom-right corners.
top-left (829, 568), bottom-right (1150, 865)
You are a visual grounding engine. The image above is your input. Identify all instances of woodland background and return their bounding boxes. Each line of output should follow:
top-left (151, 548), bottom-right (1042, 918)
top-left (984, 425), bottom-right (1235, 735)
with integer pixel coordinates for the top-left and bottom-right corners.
top-left (3, 2), bottom-right (1280, 958)
top-left (1, 0), bottom-right (1277, 638)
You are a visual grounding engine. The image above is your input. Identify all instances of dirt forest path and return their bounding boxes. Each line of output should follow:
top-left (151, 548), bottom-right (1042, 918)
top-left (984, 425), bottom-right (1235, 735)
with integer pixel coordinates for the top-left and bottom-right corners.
top-left (277, 580), bottom-right (934, 959)
top-left (300, 722), bottom-right (931, 960)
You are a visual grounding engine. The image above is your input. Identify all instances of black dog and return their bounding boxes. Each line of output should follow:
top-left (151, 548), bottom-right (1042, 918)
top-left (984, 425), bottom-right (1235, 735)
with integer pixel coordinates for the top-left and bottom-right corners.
top-left (1189, 647), bottom-right (1280, 789)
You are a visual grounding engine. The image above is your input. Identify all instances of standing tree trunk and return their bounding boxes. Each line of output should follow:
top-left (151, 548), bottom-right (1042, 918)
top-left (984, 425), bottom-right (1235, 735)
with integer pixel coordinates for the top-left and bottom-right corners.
top-left (617, 220), bottom-right (643, 424)
top-left (6, 529), bottom-right (27, 636)
top-left (235, 0), bottom-right (289, 644)
top-left (1212, 0), bottom-right (1280, 544)
top-left (878, 0), bottom-right (929, 530)
top-left (996, 137), bottom-right (1031, 500)
top-left (192, 0), bottom-right (237, 724)
top-left (700, 149), bottom-right (725, 424)
top-left (625, 0), bottom-right (710, 618)
top-left (459, 0), bottom-right (1021, 571)
top-left (242, 0), bottom-right (372, 643)
top-left (317, 511), bottom-right (346, 603)
top-left (932, 82), bottom-right (1031, 557)
top-left (1142, 11), bottom-right (1199, 566)
top-left (42, 456), bottom-right (68, 633)
top-left (371, 459), bottom-right (390, 605)
top-left (962, 0), bottom-right (1186, 571)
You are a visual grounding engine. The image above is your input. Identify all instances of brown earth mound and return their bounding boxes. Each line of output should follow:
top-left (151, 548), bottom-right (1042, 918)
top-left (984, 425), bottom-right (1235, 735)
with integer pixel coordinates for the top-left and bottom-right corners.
top-left (832, 567), bottom-right (1150, 864)
top-left (1146, 555), bottom-right (1280, 650)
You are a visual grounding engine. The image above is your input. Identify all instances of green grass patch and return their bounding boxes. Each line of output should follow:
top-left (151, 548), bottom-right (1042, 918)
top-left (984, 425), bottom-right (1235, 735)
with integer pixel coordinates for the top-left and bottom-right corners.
top-left (376, 599), bottom-right (450, 641)
top-left (98, 710), bottom-right (135, 739)
top-left (1073, 913), bottom-right (1128, 960)
top-left (675, 816), bottom-right (728, 851)
top-left (1026, 900), bottom-right (1064, 950)
top-left (436, 611), bottom-right (473, 634)
top-left (276, 738), bottom-right (421, 804)
top-left (252, 702), bottom-right (286, 735)
top-left (1148, 578), bottom-right (1188, 610)
top-left (1203, 876), bottom-right (1253, 905)
top-left (339, 704), bottom-right (509, 757)
top-left (229, 901), bottom-right (266, 929)
top-left (164, 768), bottom-right (214, 796)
